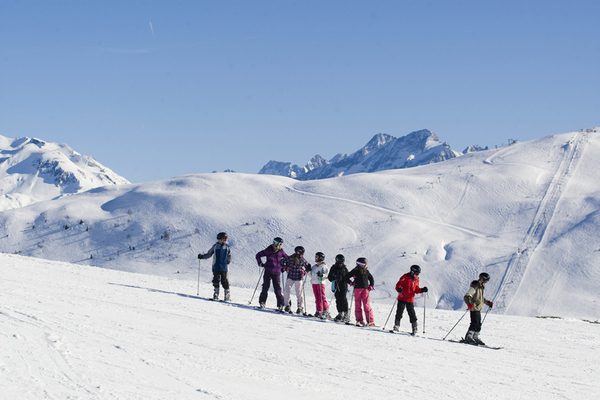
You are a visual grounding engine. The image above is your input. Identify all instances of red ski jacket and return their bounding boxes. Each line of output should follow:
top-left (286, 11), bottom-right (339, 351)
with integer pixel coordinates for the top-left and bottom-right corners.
top-left (395, 272), bottom-right (423, 303)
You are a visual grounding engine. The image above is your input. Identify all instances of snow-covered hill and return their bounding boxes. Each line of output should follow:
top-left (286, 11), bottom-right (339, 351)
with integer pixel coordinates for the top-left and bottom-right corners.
top-left (258, 129), bottom-right (465, 179)
top-left (1, 128), bottom-right (599, 320)
top-left (1, 253), bottom-right (597, 399)
top-left (0, 135), bottom-right (129, 211)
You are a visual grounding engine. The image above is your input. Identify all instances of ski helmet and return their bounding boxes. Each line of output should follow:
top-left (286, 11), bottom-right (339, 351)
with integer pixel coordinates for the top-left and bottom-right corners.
top-left (217, 232), bottom-right (228, 241)
top-left (294, 246), bottom-right (305, 255)
top-left (335, 254), bottom-right (345, 263)
top-left (479, 272), bottom-right (491, 282)
top-left (315, 252), bottom-right (325, 262)
top-left (410, 265), bottom-right (421, 275)
top-left (273, 237), bottom-right (284, 246)
top-left (356, 257), bottom-right (368, 266)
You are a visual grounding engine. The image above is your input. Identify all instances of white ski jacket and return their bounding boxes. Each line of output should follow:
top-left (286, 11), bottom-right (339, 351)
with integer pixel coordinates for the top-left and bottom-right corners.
top-left (310, 262), bottom-right (329, 285)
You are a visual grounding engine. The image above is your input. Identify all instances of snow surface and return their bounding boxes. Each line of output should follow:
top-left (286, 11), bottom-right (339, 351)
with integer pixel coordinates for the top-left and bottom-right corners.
top-left (1, 129), bottom-right (599, 320)
top-left (1, 253), bottom-right (598, 399)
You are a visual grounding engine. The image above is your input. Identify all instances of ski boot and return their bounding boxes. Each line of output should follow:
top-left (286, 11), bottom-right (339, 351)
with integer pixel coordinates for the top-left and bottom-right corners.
top-left (213, 287), bottom-right (219, 301)
top-left (342, 312), bottom-right (350, 323)
top-left (356, 320), bottom-right (365, 327)
top-left (284, 305), bottom-right (291, 313)
top-left (259, 302), bottom-right (266, 309)
top-left (368, 321), bottom-right (375, 327)
top-left (334, 313), bottom-right (343, 322)
top-left (224, 289), bottom-right (231, 302)
top-left (392, 325), bottom-right (400, 332)
top-left (473, 331), bottom-right (486, 346)
top-left (276, 305), bottom-right (284, 312)
top-left (464, 330), bottom-right (477, 344)
top-left (321, 309), bottom-right (331, 319)
top-left (411, 322), bottom-right (418, 336)
top-left (296, 307), bottom-right (304, 315)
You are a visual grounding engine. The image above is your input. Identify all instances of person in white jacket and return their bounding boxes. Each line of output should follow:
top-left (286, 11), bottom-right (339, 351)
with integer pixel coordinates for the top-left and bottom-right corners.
top-left (310, 252), bottom-right (331, 319)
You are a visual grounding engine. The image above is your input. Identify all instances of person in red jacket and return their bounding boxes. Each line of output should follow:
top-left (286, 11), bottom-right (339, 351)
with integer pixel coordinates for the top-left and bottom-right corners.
top-left (393, 265), bottom-right (428, 335)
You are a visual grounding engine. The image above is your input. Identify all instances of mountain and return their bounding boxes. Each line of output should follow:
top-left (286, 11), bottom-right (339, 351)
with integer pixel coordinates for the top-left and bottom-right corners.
top-left (258, 129), bottom-right (466, 180)
top-left (0, 135), bottom-right (130, 211)
top-left (1, 128), bottom-right (598, 320)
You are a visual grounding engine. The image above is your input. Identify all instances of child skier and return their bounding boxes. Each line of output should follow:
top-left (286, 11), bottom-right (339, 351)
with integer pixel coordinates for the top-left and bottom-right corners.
top-left (463, 272), bottom-right (493, 345)
top-left (310, 252), bottom-right (331, 319)
top-left (393, 265), bottom-right (428, 335)
top-left (344, 257), bottom-right (375, 326)
top-left (327, 254), bottom-right (349, 322)
top-left (198, 232), bottom-right (232, 301)
top-left (282, 246), bottom-right (310, 314)
top-left (255, 237), bottom-right (288, 311)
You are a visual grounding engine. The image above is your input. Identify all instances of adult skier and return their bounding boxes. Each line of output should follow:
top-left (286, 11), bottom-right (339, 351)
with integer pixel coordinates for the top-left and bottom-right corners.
top-left (198, 232), bottom-right (232, 301)
top-left (393, 265), bottom-right (428, 335)
top-left (282, 246), bottom-right (310, 314)
top-left (344, 257), bottom-right (375, 326)
top-left (327, 254), bottom-right (349, 322)
top-left (463, 272), bottom-right (493, 345)
top-left (255, 237), bottom-right (288, 311)
top-left (310, 252), bottom-right (331, 319)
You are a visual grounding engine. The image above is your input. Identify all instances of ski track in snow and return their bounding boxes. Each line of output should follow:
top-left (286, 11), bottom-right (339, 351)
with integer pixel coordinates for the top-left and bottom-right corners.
top-left (285, 185), bottom-right (488, 238)
top-left (493, 132), bottom-right (586, 313)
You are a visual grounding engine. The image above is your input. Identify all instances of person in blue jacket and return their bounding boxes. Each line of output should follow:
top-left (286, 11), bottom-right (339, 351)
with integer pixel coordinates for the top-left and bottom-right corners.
top-left (198, 232), bottom-right (232, 301)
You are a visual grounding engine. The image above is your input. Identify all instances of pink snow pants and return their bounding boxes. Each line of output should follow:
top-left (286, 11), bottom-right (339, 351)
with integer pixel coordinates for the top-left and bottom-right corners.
top-left (354, 288), bottom-right (374, 323)
top-left (312, 284), bottom-right (329, 312)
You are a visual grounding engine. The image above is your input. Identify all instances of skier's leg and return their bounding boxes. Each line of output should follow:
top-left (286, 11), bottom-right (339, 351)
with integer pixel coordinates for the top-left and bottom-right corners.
top-left (394, 300), bottom-right (406, 329)
top-left (273, 272), bottom-right (284, 308)
top-left (258, 270), bottom-right (272, 306)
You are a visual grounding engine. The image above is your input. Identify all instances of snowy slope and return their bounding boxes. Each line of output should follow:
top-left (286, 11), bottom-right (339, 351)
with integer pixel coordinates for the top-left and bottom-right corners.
top-left (0, 135), bottom-right (129, 211)
top-left (1, 253), bottom-right (598, 399)
top-left (0, 129), bottom-right (599, 319)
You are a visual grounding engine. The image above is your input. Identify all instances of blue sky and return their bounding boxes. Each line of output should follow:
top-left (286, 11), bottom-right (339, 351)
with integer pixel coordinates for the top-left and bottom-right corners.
top-left (1, 1), bottom-right (598, 183)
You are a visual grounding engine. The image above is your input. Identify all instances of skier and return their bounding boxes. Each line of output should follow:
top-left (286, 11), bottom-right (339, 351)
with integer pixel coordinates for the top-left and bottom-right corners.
top-left (327, 254), bottom-right (349, 322)
top-left (463, 272), bottom-right (493, 345)
top-left (310, 252), bottom-right (331, 318)
top-left (255, 237), bottom-right (288, 311)
top-left (281, 246), bottom-right (310, 314)
top-left (393, 265), bottom-right (428, 335)
top-left (198, 232), bottom-right (232, 301)
top-left (344, 257), bottom-right (375, 326)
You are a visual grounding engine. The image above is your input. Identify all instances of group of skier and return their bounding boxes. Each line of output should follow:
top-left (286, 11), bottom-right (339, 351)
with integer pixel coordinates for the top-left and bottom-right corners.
top-left (199, 233), bottom-right (493, 344)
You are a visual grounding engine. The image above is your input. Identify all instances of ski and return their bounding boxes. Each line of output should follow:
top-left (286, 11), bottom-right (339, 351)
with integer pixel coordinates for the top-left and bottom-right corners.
top-left (448, 339), bottom-right (503, 350)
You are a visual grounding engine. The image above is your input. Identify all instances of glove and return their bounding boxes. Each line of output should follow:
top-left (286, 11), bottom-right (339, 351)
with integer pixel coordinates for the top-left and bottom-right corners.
top-left (197, 254), bottom-right (203, 259)
top-left (317, 271), bottom-right (323, 277)
top-left (368, 285), bottom-right (374, 291)
top-left (258, 263), bottom-right (265, 268)
top-left (396, 287), bottom-right (403, 293)
top-left (302, 270), bottom-right (307, 275)
top-left (468, 303), bottom-right (474, 310)
top-left (281, 267), bottom-right (285, 273)
top-left (349, 281), bottom-right (355, 286)
top-left (489, 302), bottom-right (493, 309)
top-left (421, 287), bottom-right (428, 293)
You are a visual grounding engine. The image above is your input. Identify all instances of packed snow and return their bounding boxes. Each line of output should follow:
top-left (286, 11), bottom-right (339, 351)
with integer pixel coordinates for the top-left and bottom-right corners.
top-left (1, 254), bottom-right (598, 399)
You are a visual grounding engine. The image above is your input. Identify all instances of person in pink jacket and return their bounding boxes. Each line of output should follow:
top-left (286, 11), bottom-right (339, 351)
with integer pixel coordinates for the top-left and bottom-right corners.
top-left (393, 265), bottom-right (428, 335)
top-left (344, 257), bottom-right (375, 326)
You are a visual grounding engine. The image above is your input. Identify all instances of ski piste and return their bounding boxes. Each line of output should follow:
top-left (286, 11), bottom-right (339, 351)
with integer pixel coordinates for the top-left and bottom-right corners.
top-left (447, 339), bottom-right (503, 350)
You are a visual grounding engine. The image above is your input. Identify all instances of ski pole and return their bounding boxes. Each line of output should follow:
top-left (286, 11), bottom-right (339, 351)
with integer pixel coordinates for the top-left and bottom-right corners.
top-left (249, 267), bottom-right (265, 305)
top-left (382, 300), bottom-right (397, 331)
top-left (481, 306), bottom-right (492, 327)
top-left (348, 288), bottom-right (355, 323)
top-left (197, 259), bottom-right (201, 296)
top-left (423, 293), bottom-right (427, 334)
top-left (443, 309), bottom-right (469, 340)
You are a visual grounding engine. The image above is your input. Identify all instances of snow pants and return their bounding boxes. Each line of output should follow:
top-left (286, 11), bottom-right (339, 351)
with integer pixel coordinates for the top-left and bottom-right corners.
top-left (334, 284), bottom-right (348, 313)
top-left (312, 284), bottom-right (329, 312)
top-left (259, 269), bottom-right (284, 307)
top-left (284, 278), bottom-right (305, 309)
top-left (353, 288), bottom-right (374, 323)
top-left (468, 310), bottom-right (482, 332)
top-left (212, 271), bottom-right (229, 290)
top-left (394, 300), bottom-right (416, 326)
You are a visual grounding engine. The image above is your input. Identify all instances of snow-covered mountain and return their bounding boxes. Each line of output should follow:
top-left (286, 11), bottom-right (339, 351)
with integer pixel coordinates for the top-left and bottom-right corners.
top-left (0, 135), bottom-right (130, 211)
top-left (258, 129), bottom-right (467, 180)
top-left (1, 128), bottom-right (599, 320)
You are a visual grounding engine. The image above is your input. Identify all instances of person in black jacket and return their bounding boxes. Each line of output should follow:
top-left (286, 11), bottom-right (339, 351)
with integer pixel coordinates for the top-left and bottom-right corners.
top-left (328, 254), bottom-right (349, 322)
top-left (344, 257), bottom-right (375, 326)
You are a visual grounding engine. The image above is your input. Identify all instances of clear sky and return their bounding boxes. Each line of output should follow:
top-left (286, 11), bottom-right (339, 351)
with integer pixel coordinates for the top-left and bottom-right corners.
top-left (1, 1), bottom-right (599, 183)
